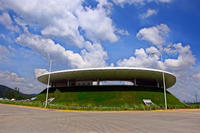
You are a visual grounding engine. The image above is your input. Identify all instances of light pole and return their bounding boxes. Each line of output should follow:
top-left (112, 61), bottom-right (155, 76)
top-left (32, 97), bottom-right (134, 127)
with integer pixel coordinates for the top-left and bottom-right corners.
top-left (160, 54), bottom-right (167, 110)
top-left (150, 45), bottom-right (171, 110)
top-left (44, 57), bottom-right (52, 108)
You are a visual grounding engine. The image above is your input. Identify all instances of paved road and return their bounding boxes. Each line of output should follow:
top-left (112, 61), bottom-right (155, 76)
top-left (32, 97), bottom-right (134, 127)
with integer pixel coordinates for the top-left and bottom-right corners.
top-left (0, 104), bottom-right (200, 133)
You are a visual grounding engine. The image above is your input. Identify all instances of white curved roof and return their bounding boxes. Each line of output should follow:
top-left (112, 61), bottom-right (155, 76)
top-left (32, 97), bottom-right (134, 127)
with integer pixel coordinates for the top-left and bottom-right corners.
top-left (37, 67), bottom-right (176, 88)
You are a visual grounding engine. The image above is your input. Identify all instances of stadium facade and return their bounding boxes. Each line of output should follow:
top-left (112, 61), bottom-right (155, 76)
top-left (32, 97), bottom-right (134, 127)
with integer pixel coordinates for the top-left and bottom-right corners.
top-left (37, 67), bottom-right (176, 89)
top-left (36, 67), bottom-right (183, 107)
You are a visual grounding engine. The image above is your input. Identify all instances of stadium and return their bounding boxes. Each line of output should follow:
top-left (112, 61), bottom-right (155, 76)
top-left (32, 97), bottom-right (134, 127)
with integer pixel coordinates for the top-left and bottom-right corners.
top-left (37, 67), bottom-right (183, 107)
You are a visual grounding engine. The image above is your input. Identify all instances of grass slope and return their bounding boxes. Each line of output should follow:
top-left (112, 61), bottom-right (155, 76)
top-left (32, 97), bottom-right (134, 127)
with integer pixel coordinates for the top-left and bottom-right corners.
top-left (36, 86), bottom-right (183, 108)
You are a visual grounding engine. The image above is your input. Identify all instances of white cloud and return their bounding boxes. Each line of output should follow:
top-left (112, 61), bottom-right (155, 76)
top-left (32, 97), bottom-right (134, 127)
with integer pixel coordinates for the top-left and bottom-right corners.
top-left (0, 12), bottom-right (19, 32)
top-left (0, 70), bottom-right (45, 94)
top-left (193, 73), bottom-right (200, 79)
top-left (16, 33), bottom-right (108, 69)
top-left (145, 46), bottom-right (160, 55)
top-left (77, 5), bottom-right (118, 43)
top-left (117, 43), bottom-right (195, 71)
top-left (136, 24), bottom-right (170, 46)
top-left (40, 12), bottom-right (85, 48)
top-left (157, 0), bottom-right (171, 3)
top-left (15, 33), bottom-right (87, 68)
top-left (164, 43), bottom-right (195, 70)
top-left (81, 43), bottom-right (108, 68)
top-left (3, 0), bottom-right (86, 48)
top-left (0, 45), bottom-right (10, 61)
top-left (14, 17), bottom-right (29, 32)
top-left (97, 0), bottom-right (112, 7)
top-left (112, 0), bottom-right (171, 6)
top-left (117, 46), bottom-right (164, 69)
top-left (169, 69), bottom-right (200, 102)
top-left (112, 0), bottom-right (144, 6)
top-left (0, 45), bottom-right (9, 55)
top-left (1, 0), bottom-right (120, 47)
top-left (140, 9), bottom-right (158, 19)
top-left (116, 29), bottom-right (129, 35)
top-left (0, 33), bottom-right (13, 43)
top-left (34, 69), bottom-right (48, 77)
top-left (0, 71), bottom-right (24, 82)
top-left (0, 0), bottom-right (124, 69)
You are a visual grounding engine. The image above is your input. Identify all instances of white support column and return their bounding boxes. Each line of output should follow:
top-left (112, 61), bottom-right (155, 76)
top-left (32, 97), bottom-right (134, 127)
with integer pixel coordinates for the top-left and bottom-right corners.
top-left (157, 81), bottom-right (160, 88)
top-left (134, 79), bottom-right (137, 86)
top-left (97, 79), bottom-right (100, 86)
top-left (67, 80), bottom-right (69, 87)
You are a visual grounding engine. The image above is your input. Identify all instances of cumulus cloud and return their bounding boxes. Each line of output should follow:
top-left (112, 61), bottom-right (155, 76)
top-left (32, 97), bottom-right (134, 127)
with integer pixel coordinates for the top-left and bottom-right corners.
top-left (16, 33), bottom-right (108, 68)
top-left (157, 0), bottom-right (171, 3)
top-left (116, 29), bottom-right (129, 35)
top-left (97, 0), bottom-right (113, 8)
top-left (0, 45), bottom-right (9, 55)
top-left (15, 33), bottom-right (86, 68)
top-left (0, 0), bottom-right (128, 70)
top-left (112, 0), bottom-right (172, 6)
top-left (34, 69), bottom-right (48, 77)
top-left (117, 43), bottom-right (195, 71)
top-left (140, 9), bottom-right (158, 19)
top-left (112, 0), bottom-right (145, 6)
top-left (0, 70), bottom-right (45, 94)
top-left (136, 24), bottom-right (170, 46)
top-left (0, 0), bottom-right (121, 74)
top-left (193, 73), bottom-right (200, 79)
top-left (135, 25), bottom-right (194, 71)
top-left (0, 45), bottom-right (10, 61)
top-left (81, 43), bottom-right (108, 68)
top-left (117, 46), bottom-right (164, 69)
top-left (169, 69), bottom-right (200, 102)
top-left (1, 0), bottom-right (120, 47)
top-left (164, 43), bottom-right (195, 70)
top-left (0, 71), bottom-right (24, 82)
top-left (77, 6), bottom-right (118, 43)
top-left (0, 12), bottom-right (19, 32)
top-left (1, 0), bottom-right (86, 48)
top-left (145, 46), bottom-right (160, 55)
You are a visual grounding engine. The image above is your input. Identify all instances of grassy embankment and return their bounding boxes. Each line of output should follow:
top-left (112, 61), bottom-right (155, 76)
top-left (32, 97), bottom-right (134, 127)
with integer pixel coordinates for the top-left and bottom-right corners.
top-left (1, 86), bottom-right (199, 111)
top-left (36, 86), bottom-right (186, 110)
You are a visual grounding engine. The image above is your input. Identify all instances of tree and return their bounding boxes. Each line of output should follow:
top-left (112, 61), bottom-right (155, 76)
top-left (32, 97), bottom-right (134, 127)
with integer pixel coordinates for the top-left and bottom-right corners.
top-left (194, 92), bottom-right (198, 103)
top-left (7, 90), bottom-right (16, 99)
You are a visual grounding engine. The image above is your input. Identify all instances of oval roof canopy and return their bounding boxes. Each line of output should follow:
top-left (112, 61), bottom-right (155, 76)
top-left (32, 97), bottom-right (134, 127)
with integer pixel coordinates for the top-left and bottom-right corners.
top-left (37, 67), bottom-right (176, 88)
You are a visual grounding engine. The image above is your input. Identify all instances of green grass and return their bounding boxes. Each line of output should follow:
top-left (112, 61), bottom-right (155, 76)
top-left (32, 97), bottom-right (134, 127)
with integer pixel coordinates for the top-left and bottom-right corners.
top-left (36, 86), bottom-right (184, 108)
top-left (0, 99), bottom-right (162, 110)
top-left (1, 99), bottom-right (199, 111)
top-left (0, 100), bottom-right (43, 107)
top-left (1, 86), bottom-right (194, 111)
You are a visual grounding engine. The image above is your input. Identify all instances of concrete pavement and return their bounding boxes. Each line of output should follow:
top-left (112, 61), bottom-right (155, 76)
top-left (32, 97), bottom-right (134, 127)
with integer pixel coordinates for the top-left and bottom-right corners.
top-left (0, 104), bottom-right (200, 133)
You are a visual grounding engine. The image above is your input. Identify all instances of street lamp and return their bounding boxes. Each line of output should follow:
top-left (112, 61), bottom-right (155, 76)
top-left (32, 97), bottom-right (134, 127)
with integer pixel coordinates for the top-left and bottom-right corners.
top-left (160, 54), bottom-right (167, 110)
top-left (151, 45), bottom-right (172, 110)
top-left (44, 55), bottom-right (52, 108)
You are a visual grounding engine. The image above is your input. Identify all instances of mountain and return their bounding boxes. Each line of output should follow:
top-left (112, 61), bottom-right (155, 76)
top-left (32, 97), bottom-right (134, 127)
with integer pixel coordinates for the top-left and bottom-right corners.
top-left (0, 84), bottom-right (36, 99)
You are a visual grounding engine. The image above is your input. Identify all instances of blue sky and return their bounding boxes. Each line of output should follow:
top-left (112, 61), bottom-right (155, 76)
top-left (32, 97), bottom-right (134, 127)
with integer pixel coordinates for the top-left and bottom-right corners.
top-left (0, 0), bottom-right (199, 102)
